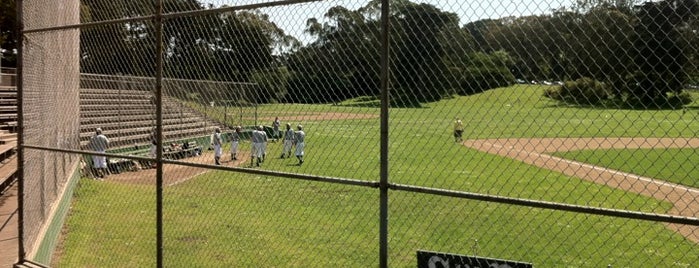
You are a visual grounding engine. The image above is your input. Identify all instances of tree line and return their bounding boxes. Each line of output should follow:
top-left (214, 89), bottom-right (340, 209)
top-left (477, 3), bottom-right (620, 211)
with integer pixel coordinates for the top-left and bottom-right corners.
top-left (1, 0), bottom-right (697, 107)
top-left (0, 0), bottom-right (17, 67)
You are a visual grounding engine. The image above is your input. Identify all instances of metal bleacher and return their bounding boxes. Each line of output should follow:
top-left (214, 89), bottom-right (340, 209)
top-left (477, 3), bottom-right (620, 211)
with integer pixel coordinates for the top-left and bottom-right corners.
top-left (0, 68), bottom-right (19, 267)
top-left (1, 71), bottom-right (227, 200)
top-left (0, 68), bottom-right (18, 196)
top-left (79, 87), bottom-right (224, 150)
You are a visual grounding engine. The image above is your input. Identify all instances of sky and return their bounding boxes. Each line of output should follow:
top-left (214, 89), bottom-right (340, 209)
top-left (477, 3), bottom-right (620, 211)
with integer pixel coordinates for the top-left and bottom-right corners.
top-left (202, 0), bottom-right (575, 44)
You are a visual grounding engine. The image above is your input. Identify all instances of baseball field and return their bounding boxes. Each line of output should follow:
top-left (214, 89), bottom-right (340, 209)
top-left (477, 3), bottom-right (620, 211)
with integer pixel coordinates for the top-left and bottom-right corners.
top-left (54, 85), bottom-right (699, 267)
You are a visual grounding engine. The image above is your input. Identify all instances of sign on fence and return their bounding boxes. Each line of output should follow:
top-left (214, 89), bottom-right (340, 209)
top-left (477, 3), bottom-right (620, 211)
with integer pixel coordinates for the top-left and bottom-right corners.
top-left (417, 250), bottom-right (532, 268)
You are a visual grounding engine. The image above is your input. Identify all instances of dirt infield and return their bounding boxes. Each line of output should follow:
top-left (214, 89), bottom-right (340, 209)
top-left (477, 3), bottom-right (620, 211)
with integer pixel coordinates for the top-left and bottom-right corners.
top-left (102, 151), bottom-right (250, 186)
top-left (253, 111), bottom-right (379, 122)
top-left (462, 137), bottom-right (699, 243)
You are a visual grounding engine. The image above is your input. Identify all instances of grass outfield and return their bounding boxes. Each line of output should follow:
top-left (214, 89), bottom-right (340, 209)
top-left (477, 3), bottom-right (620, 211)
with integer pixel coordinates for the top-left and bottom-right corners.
top-left (57, 85), bottom-right (699, 267)
top-left (553, 148), bottom-right (699, 188)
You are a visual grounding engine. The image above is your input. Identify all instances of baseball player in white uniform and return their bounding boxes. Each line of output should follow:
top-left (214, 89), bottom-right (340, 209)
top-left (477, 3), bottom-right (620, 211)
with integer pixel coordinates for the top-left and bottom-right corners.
top-left (260, 125), bottom-right (268, 161)
top-left (88, 127), bottom-right (110, 178)
top-left (272, 117), bottom-right (281, 142)
top-left (294, 124), bottom-right (305, 165)
top-left (251, 125), bottom-right (267, 167)
top-left (230, 126), bottom-right (241, 161)
top-left (280, 123), bottom-right (294, 158)
top-left (211, 127), bottom-right (223, 165)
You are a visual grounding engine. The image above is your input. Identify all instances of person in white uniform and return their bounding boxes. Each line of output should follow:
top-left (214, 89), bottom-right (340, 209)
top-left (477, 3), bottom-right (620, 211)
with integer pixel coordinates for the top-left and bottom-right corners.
top-left (88, 127), bottom-right (110, 178)
top-left (272, 117), bottom-right (281, 142)
top-left (280, 123), bottom-right (295, 159)
top-left (260, 125), bottom-right (268, 161)
top-left (230, 126), bottom-right (242, 161)
top-left (251, 126), bottom-right (267, 167)
top-left (294, 124), bottom-right (305, 165)
top-left (211, 127), bottom-right (223, 165)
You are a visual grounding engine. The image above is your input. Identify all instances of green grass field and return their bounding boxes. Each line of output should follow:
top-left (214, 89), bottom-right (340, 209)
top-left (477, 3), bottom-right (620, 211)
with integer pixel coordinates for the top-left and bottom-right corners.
top-left (554, 148), bottom-right (699, 188)
top-left (56, 85), bottom-right (699, 267)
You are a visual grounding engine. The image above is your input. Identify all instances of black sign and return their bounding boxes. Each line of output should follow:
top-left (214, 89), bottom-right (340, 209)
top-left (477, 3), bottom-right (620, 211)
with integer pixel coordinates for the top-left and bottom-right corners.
top-left (417, 250), bottom-right (532, 268)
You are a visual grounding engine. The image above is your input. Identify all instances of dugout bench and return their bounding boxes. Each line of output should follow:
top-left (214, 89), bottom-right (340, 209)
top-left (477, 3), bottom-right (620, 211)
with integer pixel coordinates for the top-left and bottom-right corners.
top-left (104, 140), bottom-right (203, 175)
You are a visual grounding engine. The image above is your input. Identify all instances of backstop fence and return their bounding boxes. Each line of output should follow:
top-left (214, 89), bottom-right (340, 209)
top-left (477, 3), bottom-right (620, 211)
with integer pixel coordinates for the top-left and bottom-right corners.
top-left (16, 0), bottom-right (699, 267)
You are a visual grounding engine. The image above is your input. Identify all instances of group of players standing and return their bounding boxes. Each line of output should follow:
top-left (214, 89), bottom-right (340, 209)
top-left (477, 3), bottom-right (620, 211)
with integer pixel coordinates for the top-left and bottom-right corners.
top-left (211, 117), bottom-right (306, 167)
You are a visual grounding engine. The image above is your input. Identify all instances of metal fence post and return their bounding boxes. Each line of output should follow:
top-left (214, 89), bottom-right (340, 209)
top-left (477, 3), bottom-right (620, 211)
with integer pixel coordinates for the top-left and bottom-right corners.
top-left (16, 0), bottom-right (26, 263)
top-left (153, 0), bottom-right (165, 267)
top-left (379, 0), bottom-right (390, 267)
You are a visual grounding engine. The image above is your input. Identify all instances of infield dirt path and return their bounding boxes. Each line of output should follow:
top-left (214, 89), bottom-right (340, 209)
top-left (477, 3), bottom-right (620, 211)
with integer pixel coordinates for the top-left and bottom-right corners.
top-left (104, 150), bottom-right (251, 186)
top-left (462, 137), bottom-right (699, 243)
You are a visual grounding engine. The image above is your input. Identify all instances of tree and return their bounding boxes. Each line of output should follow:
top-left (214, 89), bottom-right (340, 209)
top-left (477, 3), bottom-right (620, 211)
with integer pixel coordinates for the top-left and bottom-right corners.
top-left (463, 19), bottom-right (500, 53)
top-left (80, 0), bottom-right (295, 95)
top-left (286, 4), bottom-right (379, 103)
top-left (210, 10), bottom-right (280, 81)
top-left (286, 0), bottom-right (460, 106)
top-left (163, 0), bottom-right (211, 80)
top-left (449, 50), bottom-right (516, 95)
top-left (564, 7), bottom-right (635, 98)
top-left (572, 0), bottom-right (636, 14)
top-left (628, 0), bottom-right (698, 107)
top-left (80, 0), bottom-right (154, 75)
top-left (0, 0), bottom-right (18, 67)
top-left (481, 15), bottom-right (559, 81)
top-left (685, 12), bottom-right (699, 85)
top-left (439, 25), bottom-right (476, 94)
top-left (373, 1), bottom-right (459, 106)
top-left (164, 13), bottom-right (217, 80)
top-left (541, 0), bottom-right (698, 108)
top-left (249, 65), bottom-right (291, 103)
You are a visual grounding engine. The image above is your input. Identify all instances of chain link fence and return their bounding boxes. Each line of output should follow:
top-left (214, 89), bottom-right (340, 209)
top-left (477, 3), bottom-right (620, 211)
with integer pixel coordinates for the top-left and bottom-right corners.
top-left (17, 0), bottom-right (699, 267)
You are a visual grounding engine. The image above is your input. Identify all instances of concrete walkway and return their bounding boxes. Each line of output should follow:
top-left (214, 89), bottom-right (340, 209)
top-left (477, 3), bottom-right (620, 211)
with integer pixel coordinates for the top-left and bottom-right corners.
top-left (0, 183), bottom-right (18, 267)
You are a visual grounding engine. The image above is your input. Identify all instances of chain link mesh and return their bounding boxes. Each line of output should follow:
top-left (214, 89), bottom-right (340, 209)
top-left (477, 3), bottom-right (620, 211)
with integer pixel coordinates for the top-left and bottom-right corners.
top-left (18, 0), bottom-right (699, 266)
